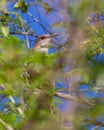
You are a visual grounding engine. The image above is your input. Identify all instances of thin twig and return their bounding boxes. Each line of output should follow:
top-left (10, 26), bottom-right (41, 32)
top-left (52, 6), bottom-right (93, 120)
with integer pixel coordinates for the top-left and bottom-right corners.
top-left (27, 11), bottom-right (50, 33)
top-left (92, 121), bottom-right (104, 130)
top-left (8, 96), bottom-right (25, 118)
top-left (22, 24), bottom-right (30, 48)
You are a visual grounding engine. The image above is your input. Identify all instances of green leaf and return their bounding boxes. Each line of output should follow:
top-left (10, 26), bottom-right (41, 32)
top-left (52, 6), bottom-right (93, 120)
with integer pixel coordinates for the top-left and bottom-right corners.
top-left (14, 1), bottom-right (23, 9)
top-left (21, 3), bottom-right (29, 13)
top-left (42, 2), bottom-right (53, 14)
top-left (1, 26), bottom-right (9, 37)
top-left (14, 1), bottom-right (29, 13)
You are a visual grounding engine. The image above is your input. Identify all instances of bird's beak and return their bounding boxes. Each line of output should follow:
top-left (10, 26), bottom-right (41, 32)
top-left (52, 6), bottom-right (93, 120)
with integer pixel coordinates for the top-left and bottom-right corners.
top-left (51, 33), bottom-right (59, 38)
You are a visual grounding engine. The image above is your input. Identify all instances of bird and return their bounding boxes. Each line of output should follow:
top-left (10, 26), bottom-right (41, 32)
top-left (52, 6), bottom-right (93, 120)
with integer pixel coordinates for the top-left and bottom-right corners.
top-left (34, 33), bottom-right (59, 54)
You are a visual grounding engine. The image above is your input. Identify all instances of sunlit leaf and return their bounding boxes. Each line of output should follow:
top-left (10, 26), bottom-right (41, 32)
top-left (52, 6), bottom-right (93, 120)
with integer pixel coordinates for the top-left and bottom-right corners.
top-left (1, 26), bottom-right (9, 37)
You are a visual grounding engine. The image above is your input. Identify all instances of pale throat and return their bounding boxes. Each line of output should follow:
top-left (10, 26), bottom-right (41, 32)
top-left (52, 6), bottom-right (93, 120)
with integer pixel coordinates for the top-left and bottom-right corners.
top-left (36, 38), bottom-right (51, 49)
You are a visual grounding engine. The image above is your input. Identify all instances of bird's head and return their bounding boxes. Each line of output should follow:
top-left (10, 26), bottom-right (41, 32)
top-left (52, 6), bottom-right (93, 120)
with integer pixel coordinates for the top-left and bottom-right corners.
top-left (34, 33), bottom-right (59, 47)
top-left (38, 34), bottom-right (50, 40)
top-left (38, 33), bottom-right (59, 40)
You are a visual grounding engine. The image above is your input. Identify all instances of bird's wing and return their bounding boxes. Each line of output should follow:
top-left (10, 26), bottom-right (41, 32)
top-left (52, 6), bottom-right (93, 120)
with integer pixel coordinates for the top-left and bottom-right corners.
top-left (34, 38), bottom-right (40, 48)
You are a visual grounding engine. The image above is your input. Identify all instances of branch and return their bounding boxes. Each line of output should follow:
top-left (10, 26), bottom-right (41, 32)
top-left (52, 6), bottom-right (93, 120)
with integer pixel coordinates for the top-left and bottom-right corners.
top-left (32, 90), bottom-right (94, 106)
top-left (63, 119), bottom-right (104, 129)
top-left (84, 119), bottom-right (104, 127)
top-left (10, 31), bottom-right (62, 48)
top-left (56, 87), bottom-right (104, 93)
top-left (54, 92), bottom-right (94, 107)
top-left (0, 118), bottom-right (14, 130)
top-left (9, 31), bottom-right (38, 38)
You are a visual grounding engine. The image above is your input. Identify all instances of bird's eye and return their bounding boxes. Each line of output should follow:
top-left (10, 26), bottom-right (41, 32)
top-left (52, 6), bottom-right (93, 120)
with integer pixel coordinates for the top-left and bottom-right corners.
top-left (40, 36), bottom-right (46, 40)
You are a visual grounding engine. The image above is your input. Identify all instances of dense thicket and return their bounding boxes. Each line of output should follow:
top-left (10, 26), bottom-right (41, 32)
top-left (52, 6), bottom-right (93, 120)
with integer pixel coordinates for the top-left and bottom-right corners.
top-left (0, 0), bottom-right (104, 130)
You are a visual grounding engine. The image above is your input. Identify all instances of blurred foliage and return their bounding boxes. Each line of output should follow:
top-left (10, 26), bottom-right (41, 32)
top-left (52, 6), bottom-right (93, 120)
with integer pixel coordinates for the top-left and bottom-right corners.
top-left (14, 0), bottom-right (29, 13)
top-left (0, 0), bottom-right (104, 130)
